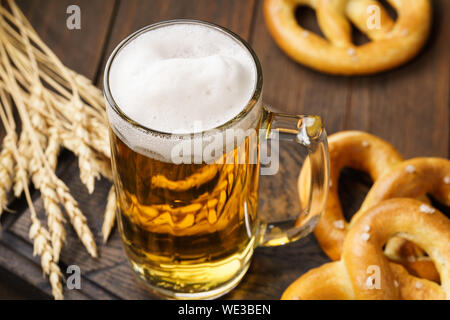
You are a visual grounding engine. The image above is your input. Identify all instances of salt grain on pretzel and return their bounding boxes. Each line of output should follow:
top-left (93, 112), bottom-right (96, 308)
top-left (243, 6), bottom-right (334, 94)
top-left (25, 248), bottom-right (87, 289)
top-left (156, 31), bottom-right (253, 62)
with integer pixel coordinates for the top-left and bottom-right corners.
top-left (333, 220), bottom-right (345, 230)
top-left (264, 0), bottom-right (432, 75)
top-left (361, 233), bottom-right (370, 241)
top-left (420, 204), bottom-right (435, 214)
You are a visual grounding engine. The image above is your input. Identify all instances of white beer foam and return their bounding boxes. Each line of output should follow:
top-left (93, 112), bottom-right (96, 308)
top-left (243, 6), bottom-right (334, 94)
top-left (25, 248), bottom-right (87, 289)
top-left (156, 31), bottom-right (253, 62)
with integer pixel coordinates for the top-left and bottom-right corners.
top-left (107, 98), bottom-right (262, 163)
top-left (108, 23), bottom-right (256, 134)
top-left (106, 23), bottom-right (260, 162)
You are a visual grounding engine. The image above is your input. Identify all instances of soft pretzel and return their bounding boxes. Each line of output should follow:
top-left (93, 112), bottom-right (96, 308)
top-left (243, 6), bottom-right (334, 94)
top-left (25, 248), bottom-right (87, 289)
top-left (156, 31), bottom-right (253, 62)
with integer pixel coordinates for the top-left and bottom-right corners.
top-left (282, 199), bottom-right (450, 300)
top-left (264, 0), bottom-right (432, 75)
top-left (299, 131), bottom-right (403, 261)
top-left (359, 158), bottom-right (450, 212)
top-left (354, 158), bottom-right (450, 281)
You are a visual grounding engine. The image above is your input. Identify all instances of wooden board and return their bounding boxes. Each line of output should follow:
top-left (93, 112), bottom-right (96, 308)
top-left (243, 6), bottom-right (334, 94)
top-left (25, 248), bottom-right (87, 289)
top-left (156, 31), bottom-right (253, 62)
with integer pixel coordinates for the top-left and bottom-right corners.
top-left (0, 0), bottom-right (448, 299)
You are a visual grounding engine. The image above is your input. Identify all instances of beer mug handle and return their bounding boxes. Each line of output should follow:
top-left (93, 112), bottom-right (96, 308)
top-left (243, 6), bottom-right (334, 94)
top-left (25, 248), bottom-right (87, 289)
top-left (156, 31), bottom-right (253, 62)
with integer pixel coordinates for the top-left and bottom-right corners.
top-left (257, 107), bottom-right (330, 246)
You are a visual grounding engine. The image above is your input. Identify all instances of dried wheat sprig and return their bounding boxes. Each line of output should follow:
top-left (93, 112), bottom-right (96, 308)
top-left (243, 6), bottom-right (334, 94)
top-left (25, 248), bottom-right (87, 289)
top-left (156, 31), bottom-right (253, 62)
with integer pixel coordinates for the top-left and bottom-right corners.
top-left (70, 98), bottom-right (101, 194)
top-left (88, 127), bottom-right (111, 159)
top-left (24, 122), bottom-right (92, 262)
top-left (0, 130), bottom-right (16, 215)
top-left (5, 77), bottom-right (99, 260)
top-left (25, 105), bottom-right (66, 262)
top-left (37, 174), bottom-right (66, 262)
top-left (95, 156), bottom-right (113, 181)
top-left (15, 96), bottom-right (99, 261)
top-left (0, 84), bottom-right (16, 216)
top-left (29, 219), bottom-right (64, 299)
top-left (0, 94), bottom-right (63, 300)
top-left (3, 36), bottom-right (106, 123)
top-left (102, 186), bottom-right (116, 243)
top-left (0, 11), bottom-right (107, 124)
top-left (4, 2), bottom-right (79, 98)
top-left (0, 1), bottom-right (122, 299)
top-left (27, 106), bottom-right (66, 261)
top-left (44, 126), bottom-right (60, 172)
top-left (0, 0), bottom-right (122, 277)
top-left (12, 130), bottom-right (29, 196)
top-left (27, 99), bottom-right (49, 187)
top-left (2, 1), bottom-right (106, 136)
top-left (48, 123), bottom-right (112, 182)
top-left (0, 24), bottom-right (98, 260)
top-left (54, 179), bottom-right (97, 257)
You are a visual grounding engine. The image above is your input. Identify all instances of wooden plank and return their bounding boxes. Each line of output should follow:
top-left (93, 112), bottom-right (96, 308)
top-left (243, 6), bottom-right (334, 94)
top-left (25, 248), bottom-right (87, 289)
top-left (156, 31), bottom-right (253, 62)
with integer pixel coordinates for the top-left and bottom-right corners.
top-left (0, 235), bottom-right (51, 299)
top-left (344, 0), bottom-right (449, 158)
top-left (16, 0), bottom-right (117, 79)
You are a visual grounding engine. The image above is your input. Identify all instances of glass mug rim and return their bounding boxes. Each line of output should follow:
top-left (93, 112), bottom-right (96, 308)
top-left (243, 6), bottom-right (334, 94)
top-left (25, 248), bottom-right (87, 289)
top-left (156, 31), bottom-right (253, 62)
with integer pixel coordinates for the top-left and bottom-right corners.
top-left (103, 19), bottom-right (264, 138)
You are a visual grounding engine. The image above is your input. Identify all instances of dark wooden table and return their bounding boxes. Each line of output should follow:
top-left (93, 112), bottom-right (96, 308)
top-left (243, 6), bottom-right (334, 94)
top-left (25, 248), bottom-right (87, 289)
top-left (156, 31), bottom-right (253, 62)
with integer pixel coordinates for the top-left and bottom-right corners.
top-left (0, 0), bottom-right (448, 299)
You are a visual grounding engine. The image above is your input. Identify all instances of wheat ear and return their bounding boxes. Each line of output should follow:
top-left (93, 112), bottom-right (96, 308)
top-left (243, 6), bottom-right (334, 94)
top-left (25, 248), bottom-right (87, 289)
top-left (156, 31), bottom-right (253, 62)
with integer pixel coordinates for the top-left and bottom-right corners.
top-left (55, 179), bottom-right (98, 257)
top-left (0, 130), bottom-right (16, 215)
top-left (36, 173), bottom-right (66, 262)
top-left (12, 130), bottom-right (29, 196)
top-left (102, 186), bottom-right (116, 243)
top-left (72, 98), bottom-right (100, 194)
top-left (44, 126), bottom-right (60, 171)
top-left (29, 218), bottom-right (64, 299)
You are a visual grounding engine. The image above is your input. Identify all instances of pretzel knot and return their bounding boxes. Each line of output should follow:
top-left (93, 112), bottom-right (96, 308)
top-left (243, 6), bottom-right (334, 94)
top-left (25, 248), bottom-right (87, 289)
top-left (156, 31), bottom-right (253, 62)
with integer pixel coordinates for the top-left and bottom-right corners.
top-left (357, 157), bottom-right (450, 281)
top-left (283, 199), bottom-right (450, 300)
top-left (264, 0), bottom-right (432, 75)
top-left (299, 131), bottom-right (403, 260)
top-left (299, 132), bottom-right (449, 281)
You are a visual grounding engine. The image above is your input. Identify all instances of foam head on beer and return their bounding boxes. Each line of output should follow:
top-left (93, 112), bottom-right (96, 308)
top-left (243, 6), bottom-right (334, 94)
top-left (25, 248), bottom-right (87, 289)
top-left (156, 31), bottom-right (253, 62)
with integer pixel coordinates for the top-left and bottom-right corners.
top-left (109, 23), bottom-right (257, 135)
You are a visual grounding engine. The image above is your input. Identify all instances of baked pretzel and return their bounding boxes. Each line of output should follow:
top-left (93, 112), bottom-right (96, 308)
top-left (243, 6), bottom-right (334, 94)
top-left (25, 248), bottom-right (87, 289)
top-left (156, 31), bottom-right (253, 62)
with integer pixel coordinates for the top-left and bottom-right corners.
top-left (299, 131), bottom-right (403, 261)
top-left (354, 157), bottom-right (450, 281)
top-left (282, 199), bottom-right (450, 300)
top-left (264, 0), bottom-right (432, 75)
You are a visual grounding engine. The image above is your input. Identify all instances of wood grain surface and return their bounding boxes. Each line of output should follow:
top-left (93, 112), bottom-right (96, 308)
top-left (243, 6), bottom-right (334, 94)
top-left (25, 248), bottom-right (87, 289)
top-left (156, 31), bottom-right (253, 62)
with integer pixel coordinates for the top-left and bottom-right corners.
top-left (0, 0), bottom-right (448, 299)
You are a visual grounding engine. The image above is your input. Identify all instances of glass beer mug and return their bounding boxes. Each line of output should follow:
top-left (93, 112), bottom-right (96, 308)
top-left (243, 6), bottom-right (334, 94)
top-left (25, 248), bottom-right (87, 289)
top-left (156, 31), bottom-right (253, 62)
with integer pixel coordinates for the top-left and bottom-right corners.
top-left (104, 20), bottom-right (329, 299)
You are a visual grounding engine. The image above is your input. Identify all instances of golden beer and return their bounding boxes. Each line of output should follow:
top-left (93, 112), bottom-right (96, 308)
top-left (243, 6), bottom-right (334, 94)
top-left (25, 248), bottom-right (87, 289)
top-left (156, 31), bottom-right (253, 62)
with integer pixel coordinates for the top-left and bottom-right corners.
top-left (110, 128), bottom-right (260, 296)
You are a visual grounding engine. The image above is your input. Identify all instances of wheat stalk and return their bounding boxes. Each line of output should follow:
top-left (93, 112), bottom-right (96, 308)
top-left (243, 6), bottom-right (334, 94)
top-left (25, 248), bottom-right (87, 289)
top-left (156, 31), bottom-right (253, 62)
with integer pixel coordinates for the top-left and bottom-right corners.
top-left (102, 186), bottom-right (116, 243)
top-left (33, 169), bottom-right (66, 262)
top-left (55, 178), bottom-right (98, 258)
top-left (29, 218), bottom-right (63, 300)
top-left (44, 126), bottom-right (60, 171)
top-left (0, 130), bottom-right (15, 215)
top-left (72, 97), bottom-right (100, 194)
top-left (12, 130), bottom-right (29, 196)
